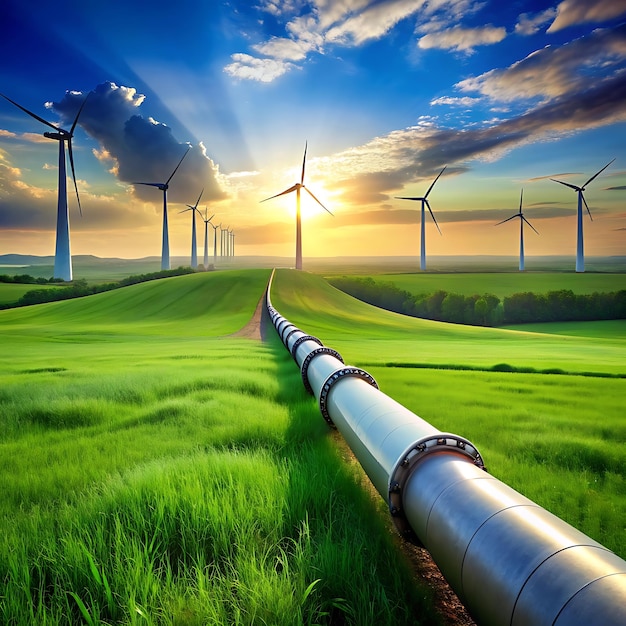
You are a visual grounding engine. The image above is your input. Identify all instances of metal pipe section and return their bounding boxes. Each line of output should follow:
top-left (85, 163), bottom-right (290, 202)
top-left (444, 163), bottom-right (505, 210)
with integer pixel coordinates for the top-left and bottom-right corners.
top-left (265, 271), bottom-right (626, 626)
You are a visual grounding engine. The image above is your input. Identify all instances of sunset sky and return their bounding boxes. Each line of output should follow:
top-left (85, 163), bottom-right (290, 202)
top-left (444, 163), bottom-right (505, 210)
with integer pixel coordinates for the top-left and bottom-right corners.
top-left (1, 0), bottom-right (625, 263)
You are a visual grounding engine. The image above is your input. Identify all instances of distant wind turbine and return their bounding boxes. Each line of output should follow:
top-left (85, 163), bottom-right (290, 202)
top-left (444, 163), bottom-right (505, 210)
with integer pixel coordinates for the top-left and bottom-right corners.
top-left (1, 92), bottom-right (90, 281)
top-left (133, 146), bottom-right (190, 271)
top-left (396, 165), bottom-right (446, 271)
top-left (495, 189), bottom-right (539, 272)
top-left (220, 225), bottom-right (229, 257)
top-left (551, 159), bottom-right (615, 273)
top-left (210, 222), bottom-right (219, 266)
top-left (261, 142), bottom-right (332, 270)
top-left (201, 208), bottom-right (215, 269)
top-left (180, 188), bottom-right (203, 269)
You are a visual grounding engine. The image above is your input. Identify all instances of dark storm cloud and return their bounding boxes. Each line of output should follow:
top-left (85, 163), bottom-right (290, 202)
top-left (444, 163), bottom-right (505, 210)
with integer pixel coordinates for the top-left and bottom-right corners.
top-left (50, 82), bottom-right (227, 205)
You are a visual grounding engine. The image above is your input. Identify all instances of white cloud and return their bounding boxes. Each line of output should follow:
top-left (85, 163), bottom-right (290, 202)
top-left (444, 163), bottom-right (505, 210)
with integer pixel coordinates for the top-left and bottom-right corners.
top-left (548, 0), bottom-right (626, 33)
top-left (430, 96), bottom-right (480, 106)
top-left (253, 36), bottom-right (316, 61)
top-left (515, 9), bottom-right (557, 36)
top-left (325, 0), bottom-right (424, 46)
top-left (418, 25), bottom-right (507, 53)
top-left (224, 53), bottom-right (296, 82)
top-left (456, 25), bottom-right (626, 103)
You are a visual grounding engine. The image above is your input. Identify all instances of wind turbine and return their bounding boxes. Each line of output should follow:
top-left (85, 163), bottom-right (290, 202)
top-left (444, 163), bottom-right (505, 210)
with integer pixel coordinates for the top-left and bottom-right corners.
top-left (1, 92), bottom-right (90, 281)
top-left (210, 221), bottom-right (219, 266)
top-left (133, 145), bottom-right (190, 271)
top-left (201, 208), bottom-right (215, 269)
top-left (395, 165), bottom-right (446, 271)
top-left (495, 189), bottom-right (539, 271)
top-left (220, 225), bottom-right (229, 257)
top-left (179, 188), bottom-right (203, 269)
top-left (261, 142), bottom-right (332, 270)
top-left (551, 159), bottom-right (615, 272)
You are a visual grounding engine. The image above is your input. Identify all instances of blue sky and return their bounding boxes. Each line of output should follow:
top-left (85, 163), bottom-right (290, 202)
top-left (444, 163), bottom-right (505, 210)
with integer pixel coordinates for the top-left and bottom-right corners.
top-left (1, 0), bottom-right (625, 261)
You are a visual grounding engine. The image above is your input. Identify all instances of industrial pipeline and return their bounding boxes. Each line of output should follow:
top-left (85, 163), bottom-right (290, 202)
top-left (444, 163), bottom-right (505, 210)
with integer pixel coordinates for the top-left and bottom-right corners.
top-left (265, 271), bottom-right (626, 626)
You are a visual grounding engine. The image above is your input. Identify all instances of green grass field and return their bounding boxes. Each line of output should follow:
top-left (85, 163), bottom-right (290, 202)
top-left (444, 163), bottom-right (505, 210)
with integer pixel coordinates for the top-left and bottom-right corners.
top-left (0, 269), bottom-right (442, 625)
top-left (1, 268), bottom-right (625, 624)
top-left (335, 272), bottom-right (626, 298)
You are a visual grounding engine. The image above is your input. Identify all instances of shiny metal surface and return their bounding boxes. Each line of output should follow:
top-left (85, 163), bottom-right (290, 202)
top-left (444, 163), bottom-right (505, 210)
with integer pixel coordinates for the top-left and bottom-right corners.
top-left (265, 271), bottom-right (626, 626)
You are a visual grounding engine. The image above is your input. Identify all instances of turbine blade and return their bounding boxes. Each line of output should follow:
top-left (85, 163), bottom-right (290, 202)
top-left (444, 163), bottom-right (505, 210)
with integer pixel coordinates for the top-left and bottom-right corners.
top-left (133, 182), bottom-right (162, 187)
top-left (522, 215), bottom-right (539, 235)
top-left (581, 192), bottom-right (593, 221)
top-left (67, 139), bottom-right (82, 217)
top-left (583, 158), bottom-right (615, 188)
top-left (194, 188), bottom-right (204, 208)
top-left (208, 214), bottom-right (215, 222)
top-left (260, 184), bottom-right (299, 203)
top-left (0, 93), bottom-right (60, 132)
top-left (301, 141), bottom-right (307, 185)
top-left (166, 145), bottom-right (191, 185)
top-left (69, 92), bottom-right (90, 135)
top-left (424, 165), bottom-right (447, 199)
top-left (304, 186), bottom-right (333, 215)
top-left (551, 178), bottom-right (580, 192)
top-left (425, 199), bottom-right (442, 235)
top-left (495, 214), bottom-right (518, 226)
top-left (519, 188), bottom-right (523, 213)
top-left (395, 196), bottom-right (421, 201)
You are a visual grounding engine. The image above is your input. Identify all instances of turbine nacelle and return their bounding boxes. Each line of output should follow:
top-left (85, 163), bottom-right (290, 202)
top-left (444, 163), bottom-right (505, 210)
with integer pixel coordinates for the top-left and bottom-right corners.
top-left (43, 131), bottom-right (69, 140)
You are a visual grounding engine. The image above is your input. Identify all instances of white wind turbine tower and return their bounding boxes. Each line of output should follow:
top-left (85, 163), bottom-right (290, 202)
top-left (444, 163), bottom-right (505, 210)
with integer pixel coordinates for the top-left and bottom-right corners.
top-left (261, 142), bottom-right (332, 270)
top-left (1, 92), bottom-right (90, 281)
top-left (220, 225), bottom-right (229, 257)
top-left (395, 165), bottom-right (446, 271)
top-left (495, 189), bottom-right (539, 271)
top-left (210, 222), bottom-right (219, 266)
top-left (551, 159), bottom-right (615, 273)
top-left (133, 146), bottom-right (190, 271)
top-left (179, 188), bottom-right (203, 269)
top-left (201, 208), bottom-right (215, 269)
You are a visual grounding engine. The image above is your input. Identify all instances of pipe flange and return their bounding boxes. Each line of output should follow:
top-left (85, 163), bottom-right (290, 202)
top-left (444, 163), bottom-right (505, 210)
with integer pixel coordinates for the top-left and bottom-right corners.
top-left (276, 318), bottom-right (290, 335)
top-left (319, 367), bottom-right (379, 427)
top-left (281, 324), bottom-right (299, 343)
top-left (283, 327), bottom-right (300, 347)
top-left (300, 347), bottom-right (344, 395)
top-left (388, 433), bottom-right (486, 544)
top-left (290, 335), bottom-right (323, 360)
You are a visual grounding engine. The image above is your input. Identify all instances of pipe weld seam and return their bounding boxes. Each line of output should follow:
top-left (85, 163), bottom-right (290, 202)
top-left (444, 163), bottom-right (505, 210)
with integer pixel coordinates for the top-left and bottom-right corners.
top-left (300, 347), bottom-right (345, 395)
top-left (319, 367), bottom-right (379, 427)
top-left (388, 434), bottom-right (486, 544)
top-left (290, 335), bottom-right (323, 360)
top-left (283, 327), bottom-right (300, 346)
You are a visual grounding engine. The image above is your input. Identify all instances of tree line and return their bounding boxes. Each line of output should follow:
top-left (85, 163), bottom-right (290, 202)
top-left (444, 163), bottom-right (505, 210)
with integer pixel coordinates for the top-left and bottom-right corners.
top-left (0, 274), bottom-right (64, 285)
top-left (328, 277), bottom-right (626, 326)
top-left (0, 267), bottom-right (195, 309)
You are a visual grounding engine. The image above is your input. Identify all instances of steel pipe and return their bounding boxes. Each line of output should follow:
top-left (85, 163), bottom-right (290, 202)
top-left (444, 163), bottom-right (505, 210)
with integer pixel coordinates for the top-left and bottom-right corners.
top-left (265, 271), bottom-right (626, 626)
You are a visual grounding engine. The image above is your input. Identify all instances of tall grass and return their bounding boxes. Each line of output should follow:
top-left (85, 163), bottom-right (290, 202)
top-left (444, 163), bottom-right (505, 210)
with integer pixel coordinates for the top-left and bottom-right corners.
top-left (0, 272), bottom-right (442, 625)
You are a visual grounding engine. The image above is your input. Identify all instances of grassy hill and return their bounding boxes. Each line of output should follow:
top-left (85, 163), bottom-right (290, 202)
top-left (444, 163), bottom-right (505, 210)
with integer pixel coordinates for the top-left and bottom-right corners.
top-left (0, 269), bottom-right (446, 625)
top-left (1, 268), bottom-right (624, 624)
top-left (271, 269), bottom-right (626, 375)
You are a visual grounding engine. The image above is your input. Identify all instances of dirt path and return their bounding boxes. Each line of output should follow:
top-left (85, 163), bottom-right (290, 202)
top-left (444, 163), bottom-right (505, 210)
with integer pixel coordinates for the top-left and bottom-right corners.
top-left (230, 295), bottom-right (265, 339)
